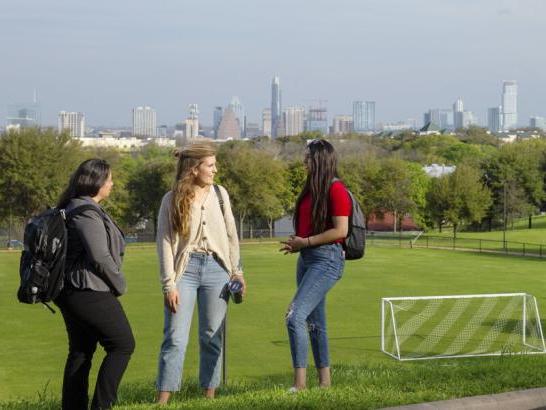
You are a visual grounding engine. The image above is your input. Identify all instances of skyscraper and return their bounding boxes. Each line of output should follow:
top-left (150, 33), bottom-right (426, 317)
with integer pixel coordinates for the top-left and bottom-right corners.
top-left (132, 106), bottom-right (157, 137)
top-left (185, 104), bottom-right (199, 139)
top-left (262, 108), bottom-right (272, 137)
top-left (229, 97), bottom-right (245, 137)
top-left (58, 111), bottom-right (85, 137)
top-left (487, 107), bottom-right (502, 133)
top-left (271, 76), bottom-right (282, 138)
top-left (353, 101), bottom-right (375, 132)
top-left (530, 116), bottom-right (545, 130)
top-left (306, 106), bottom-right (328, 134)
top-left (453, 98), bottom-right (464, 130)
top-left (283, 106), bottom-right (305, 136)
top-left (213, 106), bottom-right (223, 139)
top-left (217, 106), bottom-right (241, 140)
top-left (502, 80), bottom-right (518, 131)
top-left (332, 115), bottom-right (353, 135)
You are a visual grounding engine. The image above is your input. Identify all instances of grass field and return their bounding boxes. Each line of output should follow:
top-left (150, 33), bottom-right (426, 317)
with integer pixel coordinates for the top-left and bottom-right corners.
top-left (2, 243), bottom-right (546, 409)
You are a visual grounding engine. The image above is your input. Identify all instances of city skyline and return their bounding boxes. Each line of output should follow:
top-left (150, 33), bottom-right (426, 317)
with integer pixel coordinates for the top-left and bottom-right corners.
top-left (1, 0), bottom-right (545, 126)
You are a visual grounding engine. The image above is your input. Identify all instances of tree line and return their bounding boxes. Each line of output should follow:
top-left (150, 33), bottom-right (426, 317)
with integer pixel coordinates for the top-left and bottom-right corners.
top-left (1, 128), bottom-right (545, 239)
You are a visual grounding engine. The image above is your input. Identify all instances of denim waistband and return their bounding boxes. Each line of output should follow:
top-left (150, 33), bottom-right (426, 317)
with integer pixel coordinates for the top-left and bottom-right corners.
top-left (189, 252), bottom-right (216, 260)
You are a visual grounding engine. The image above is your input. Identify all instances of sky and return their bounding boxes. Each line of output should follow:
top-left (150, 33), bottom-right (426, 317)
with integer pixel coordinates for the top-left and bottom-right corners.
top-left (1, 0), bottom-right (545, 127)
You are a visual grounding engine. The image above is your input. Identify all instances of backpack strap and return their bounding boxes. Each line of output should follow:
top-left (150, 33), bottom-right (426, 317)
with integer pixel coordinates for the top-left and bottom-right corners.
top-left (66, 204), bottom-right (104, 220)
top-left (213, 184), bottom-right (225, 216)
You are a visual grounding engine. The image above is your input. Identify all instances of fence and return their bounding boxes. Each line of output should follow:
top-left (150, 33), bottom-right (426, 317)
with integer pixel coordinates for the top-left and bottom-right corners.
top-left (367, 231), bottom-right (546, 259)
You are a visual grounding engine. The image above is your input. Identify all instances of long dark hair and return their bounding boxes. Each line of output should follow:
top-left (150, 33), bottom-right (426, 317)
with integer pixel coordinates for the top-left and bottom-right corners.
top-left (294, 139), bottom-right (338, 234)
top-left (57, 159), bottom-right (111, 208)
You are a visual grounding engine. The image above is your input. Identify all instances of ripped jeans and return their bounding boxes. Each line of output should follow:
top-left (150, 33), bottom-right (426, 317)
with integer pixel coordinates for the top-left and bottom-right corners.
top-left (286, 243), bottom-right (344, 369)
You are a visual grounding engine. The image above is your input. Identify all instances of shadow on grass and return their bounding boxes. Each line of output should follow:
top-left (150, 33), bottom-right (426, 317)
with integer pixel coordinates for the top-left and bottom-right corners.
top-left (6, 355), bottom-right (546, 409)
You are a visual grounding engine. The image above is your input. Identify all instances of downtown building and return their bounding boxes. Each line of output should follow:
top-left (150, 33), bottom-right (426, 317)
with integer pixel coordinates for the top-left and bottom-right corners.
top-left (132, 106), bottom-right (157, 137)
top-left (306, 106), bottom-right (328, 134)
top-left (353, 101), bottom-right (375, 132)
top-left (185, 104), bottom-right (199, 139)
top-left (271, 76), bottom-right (282, 138)
top-left (262, 108), bottom-right (272, 137)
top-left (332, 115), bottom-right (353, 135)
top-left (283, 106), bottom-right (305, 136)
top-left (487, 106), bottom-right (503, 133)
top-left (502, 80), bottom-right (518, 131)
top-left (58, 111), bottom-right (85, 137)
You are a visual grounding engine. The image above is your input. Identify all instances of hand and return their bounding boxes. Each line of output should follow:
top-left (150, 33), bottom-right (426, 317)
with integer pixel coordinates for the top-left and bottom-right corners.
top-left (164, 289), bottom-right (179, 313)
top-left (231, 274), bottom-right (247, 297)
top-left (279, 235), bottom-right (306, 254)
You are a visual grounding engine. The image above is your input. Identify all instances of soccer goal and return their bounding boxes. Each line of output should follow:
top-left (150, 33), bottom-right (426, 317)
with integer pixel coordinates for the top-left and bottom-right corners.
top-left (381, 293), bottom-right (546, 361)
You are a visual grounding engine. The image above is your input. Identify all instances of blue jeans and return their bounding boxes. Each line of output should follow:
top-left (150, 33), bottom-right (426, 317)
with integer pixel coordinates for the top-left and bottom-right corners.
top-left (156, 253), bottom-right (229, 390)
top-left (286, 243), bottom-right (344, 369)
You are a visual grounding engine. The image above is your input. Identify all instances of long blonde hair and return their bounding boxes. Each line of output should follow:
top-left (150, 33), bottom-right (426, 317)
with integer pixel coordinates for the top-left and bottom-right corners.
top-left (171, 142), bottom-right (217, 238)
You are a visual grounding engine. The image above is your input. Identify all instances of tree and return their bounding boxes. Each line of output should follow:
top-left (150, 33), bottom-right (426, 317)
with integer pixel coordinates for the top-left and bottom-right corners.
top-left (428, 165), bottom-right (492, 238)
top-left (0, 128), bottom-right (84, 220)
top-left (126, 157), bottom-right (174, 237)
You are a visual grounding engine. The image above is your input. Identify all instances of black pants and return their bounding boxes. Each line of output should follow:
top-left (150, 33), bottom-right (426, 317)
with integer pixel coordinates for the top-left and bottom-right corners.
top-left (56, 289), bottom-right (135, 410)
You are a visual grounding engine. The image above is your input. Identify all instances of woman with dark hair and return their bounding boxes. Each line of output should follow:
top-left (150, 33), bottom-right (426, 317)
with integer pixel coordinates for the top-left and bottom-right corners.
top-left (155, 142), bottom-right (244, 403)
top-left (280, 139), bottom-right (350, 391)
top-left (55, 159), bottom-right (135, 410)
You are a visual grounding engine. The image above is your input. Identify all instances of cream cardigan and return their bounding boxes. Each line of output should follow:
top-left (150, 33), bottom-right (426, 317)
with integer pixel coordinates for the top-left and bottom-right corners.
top-left (156, 185), bottom-right (242, 293)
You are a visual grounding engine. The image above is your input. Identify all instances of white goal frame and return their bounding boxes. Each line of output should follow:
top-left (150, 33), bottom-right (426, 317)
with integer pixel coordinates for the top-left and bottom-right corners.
top-left (381, 293), bottom-right (546, 361)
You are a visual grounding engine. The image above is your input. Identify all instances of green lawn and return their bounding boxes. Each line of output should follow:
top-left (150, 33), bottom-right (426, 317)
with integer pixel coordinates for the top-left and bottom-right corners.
top-left (2, 244), bottom-right (546, 409)
top-left (431, 215), bottom-right (546, 245)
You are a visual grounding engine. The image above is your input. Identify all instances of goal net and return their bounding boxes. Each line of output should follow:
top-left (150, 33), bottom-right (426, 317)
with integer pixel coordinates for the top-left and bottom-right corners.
top-left (381, 293), bottom-right (546, 361)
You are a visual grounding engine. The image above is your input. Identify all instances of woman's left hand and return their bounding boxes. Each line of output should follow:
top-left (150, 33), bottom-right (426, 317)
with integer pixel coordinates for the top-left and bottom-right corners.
top-left (280, 235), bottom-right (306, 254)
top-left (231, 274), bottom-right (247, 296)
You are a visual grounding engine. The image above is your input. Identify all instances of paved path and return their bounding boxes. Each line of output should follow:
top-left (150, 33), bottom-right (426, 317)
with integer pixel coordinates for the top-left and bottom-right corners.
top-left (381, 387), bottom-right (546, 410)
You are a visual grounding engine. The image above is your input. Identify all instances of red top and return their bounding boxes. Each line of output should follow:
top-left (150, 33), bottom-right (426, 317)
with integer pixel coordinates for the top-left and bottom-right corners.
top-left (296, 180), bottom-right (352, 244)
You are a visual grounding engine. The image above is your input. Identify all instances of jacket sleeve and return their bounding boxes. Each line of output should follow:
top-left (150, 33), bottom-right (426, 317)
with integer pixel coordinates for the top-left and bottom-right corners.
top-left (219, 186), bottom-right (243, 276)
top-left (157, 192), bottom-right (176, 293)
top-left (71, 209), bottom-right (126, 295)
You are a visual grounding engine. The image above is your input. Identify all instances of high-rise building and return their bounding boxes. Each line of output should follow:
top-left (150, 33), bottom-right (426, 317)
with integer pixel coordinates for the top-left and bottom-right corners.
top-left (58, 111), bottom-right (85, 137)
top-left (271, 76), bottom-right (282, 138)
top-left (424, 109), bottom-right (441, 127)
top-left (229, 96), bottom-right (245, 136)
top-left (217, 106), bottom-right (241, 140)
top-left (332, 115), bottom-right (353, 135)
top-left (353, 101), bottom-right (375, 132)
top-left (262, 108), bottom-right (272, 137)
top-left (283, 106), bottom-right (305, 136)
top-left (453, 98), bottom-right (464, 129)
top-left (502, 80), bottom-right (518, 131)
top-left (306, 106), bottom-right (328, 134)
top-left (487, 107), bottom-right (503, 133)
top-left (184, 104), bottom-right (199, 139)
top-left (462, 111), bottom-right (476, 128)
top-left (530, 116), bottom-right (546, 130)
top-left (213, 106), bottom-right (223, 139)
top-left (7, 103), bottom-right (40, 129)
top-left (132, 106), bottom-right (157, 137)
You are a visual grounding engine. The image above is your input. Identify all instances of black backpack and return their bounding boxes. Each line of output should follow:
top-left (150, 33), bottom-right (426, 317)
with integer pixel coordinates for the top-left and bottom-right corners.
top-left (17, 205), bottom-right (95, 313)
top-left (343, 189), bottom-right (366, 260)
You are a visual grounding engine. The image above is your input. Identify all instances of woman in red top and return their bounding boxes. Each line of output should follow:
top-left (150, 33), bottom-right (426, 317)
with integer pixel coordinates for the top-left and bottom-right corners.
top-left (281, 139), bottom-right (351, 391)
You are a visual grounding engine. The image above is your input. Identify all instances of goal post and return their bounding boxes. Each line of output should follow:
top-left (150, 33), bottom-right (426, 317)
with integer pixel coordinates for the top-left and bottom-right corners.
top-left (381, 293), bottom-right (546, 361)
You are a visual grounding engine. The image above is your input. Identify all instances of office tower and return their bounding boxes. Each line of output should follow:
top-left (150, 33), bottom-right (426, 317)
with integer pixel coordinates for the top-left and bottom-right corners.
top-left (306, 106), bottom-right (328, 134)
top-left (462, 111), bottom-right (476, 128)
top-left (271, 76), bottom-right (282, 138)
top-left (7, 104), bottom-right (40, 129)
top-left (502, 80), bottom-right (518, 131)
top-left (213, 106), bottom-right (223, 139)
top-left (58, 111), bottom-right (85, 137)
top-left (353, 101), bottom-right (375, 132)
top-left (229, 96), bottom-right (245, 136)
top-left (132, 106), bottom-right (157, 137)
top-left (283, 106), bottom-right (305, 136)
top-left (262, 108), bottom-right (272, 137)
top-left (424, 109), bottom-right (441, 127)
top-left (453, 98), bottom-right (464, 129)
top-left (217, 106), bottom-right (241, 139)
top-left (332, 115), bottom-right (353, 135)
top-left (530, 116), bottom-right (545, 130)
top-left (487, 107), bottom-right (503, 132)
top-left (157, 125), bottom-right (168, 138)
top-left (245, 122), bottom-right (261, 138)
top-left (185, 104), bottom-right (199, 139)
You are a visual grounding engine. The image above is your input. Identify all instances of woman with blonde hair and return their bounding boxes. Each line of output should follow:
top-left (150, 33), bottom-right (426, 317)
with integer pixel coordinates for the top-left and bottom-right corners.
top-left (155, 142), bottom-right (245, 403)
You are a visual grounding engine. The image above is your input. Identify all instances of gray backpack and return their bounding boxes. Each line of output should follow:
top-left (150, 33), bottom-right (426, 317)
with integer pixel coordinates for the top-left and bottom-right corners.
top-left (344, 189), bottom-right (366, 260)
